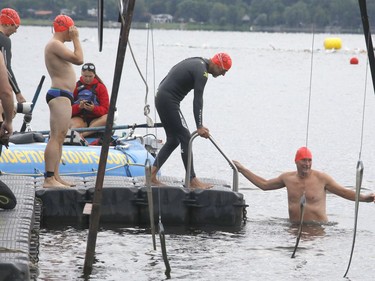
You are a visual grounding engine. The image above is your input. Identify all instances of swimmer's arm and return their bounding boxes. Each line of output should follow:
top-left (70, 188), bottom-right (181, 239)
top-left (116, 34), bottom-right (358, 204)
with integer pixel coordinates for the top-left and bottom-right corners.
top-left (233, 160), bottom-right (285, 190)
top-left (50, 40), bottom-right (82, 65)
top-left (69, 26), bottom-right (84, 65)
top-left (324, 173), bottom-right (375, 202)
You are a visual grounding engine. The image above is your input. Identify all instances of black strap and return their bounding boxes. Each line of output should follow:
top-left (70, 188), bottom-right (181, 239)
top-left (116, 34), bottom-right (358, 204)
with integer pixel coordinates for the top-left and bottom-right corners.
top-left (358, 0), bottom-right (375, 94)
top-left (77, 81), bottom-right (98, 96)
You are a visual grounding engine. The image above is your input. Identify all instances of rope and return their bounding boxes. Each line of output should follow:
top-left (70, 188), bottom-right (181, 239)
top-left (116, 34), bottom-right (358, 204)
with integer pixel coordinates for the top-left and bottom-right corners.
top-left (292, 25), bottom-right (315, 258)
top-left (305, 26), bottom-right (315, 148)
top-left (343, 29), bottom-right (369, 279)
top-left (145, 23), bottom-right (162, 220)
top-left (291, 193), bottom-right (306, 258)
top-left (127, 36), bottom-right (154, 126)
top-left (358, 52), bottom-right (369, 160)
top-left (0, 163), bottom-right (145, 177)
top-left (144, 21), bottom-right (171, 278)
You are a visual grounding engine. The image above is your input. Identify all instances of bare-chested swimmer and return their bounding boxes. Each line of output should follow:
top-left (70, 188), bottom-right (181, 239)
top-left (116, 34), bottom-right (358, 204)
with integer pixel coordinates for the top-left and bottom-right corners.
top-left (43, 15), bottom-right (83, 188)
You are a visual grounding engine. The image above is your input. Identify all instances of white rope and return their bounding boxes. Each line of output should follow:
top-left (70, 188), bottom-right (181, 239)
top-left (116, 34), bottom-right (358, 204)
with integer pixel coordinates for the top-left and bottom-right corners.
top-left (305, 26), bottom-right (315, 148)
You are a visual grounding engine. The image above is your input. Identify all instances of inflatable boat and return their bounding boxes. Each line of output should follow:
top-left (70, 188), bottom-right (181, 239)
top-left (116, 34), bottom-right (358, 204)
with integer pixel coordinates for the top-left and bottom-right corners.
top-left (0, 126), bottom-right (161, 178)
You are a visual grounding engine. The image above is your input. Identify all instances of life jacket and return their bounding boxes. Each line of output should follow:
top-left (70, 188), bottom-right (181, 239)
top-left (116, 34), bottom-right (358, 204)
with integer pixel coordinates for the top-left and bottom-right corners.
top-left (74, 81), bottom-right (99, 105)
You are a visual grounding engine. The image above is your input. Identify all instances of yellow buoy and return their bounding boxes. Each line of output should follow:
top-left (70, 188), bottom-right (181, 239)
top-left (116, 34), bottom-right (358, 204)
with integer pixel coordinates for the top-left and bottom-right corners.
top-left (324, 37), bottom-right (342, 50)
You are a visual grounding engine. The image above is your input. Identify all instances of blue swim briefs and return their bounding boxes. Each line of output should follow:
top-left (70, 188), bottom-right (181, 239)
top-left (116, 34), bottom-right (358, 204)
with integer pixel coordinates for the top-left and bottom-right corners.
top-left (46, 88), bottom-right (74, 105)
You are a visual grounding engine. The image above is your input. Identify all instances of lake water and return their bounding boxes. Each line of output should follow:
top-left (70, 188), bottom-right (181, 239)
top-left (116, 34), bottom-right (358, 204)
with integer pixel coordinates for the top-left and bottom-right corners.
top-left (10, 26), bottom-right (375, 280)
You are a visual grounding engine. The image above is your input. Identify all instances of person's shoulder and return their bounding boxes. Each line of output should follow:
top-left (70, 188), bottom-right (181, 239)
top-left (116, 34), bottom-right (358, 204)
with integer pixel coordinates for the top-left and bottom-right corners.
top-left (97, 81), bottom-right (107, 90)
top-left (45, 38), bottom-right (59, 47)
top-left (0, 31), bottom-right (7, 39)
top-left (0, 32), bottom-right (10, 45)
top-left (47, 37), bottom-right (65, 46)
top-left (310, 169), bottom-right (334, 182)
top-left (279, 170), bottom-right (296, 179)
top-left (45, 38), bottom-right (65, 54)
top-left (183, 57), bottom-right (206, 65)
top-left (311, 169), bottom-right (327, 176)
top-left (281, 170), bottom-right (296, 176)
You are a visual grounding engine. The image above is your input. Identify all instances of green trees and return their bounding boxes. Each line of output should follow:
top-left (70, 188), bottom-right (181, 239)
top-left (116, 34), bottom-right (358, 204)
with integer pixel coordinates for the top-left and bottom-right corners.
top-left (0, 0), bottom-right (374, 32)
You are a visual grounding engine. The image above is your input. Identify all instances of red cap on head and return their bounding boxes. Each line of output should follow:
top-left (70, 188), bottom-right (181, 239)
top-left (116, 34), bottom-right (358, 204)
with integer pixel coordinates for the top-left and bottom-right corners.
top-left (53, 15), bottom-right (74, 32)
top-left (0, 8), bottom-right (21, 26)
top-left (295, 147), bottom-right (312, 162)
top-left (211, 52), bottom-right (232, 70)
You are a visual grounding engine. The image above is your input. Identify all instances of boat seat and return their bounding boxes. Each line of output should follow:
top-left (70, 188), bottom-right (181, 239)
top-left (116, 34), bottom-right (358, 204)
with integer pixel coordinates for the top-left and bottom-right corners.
top-left (9, 131), bottom-right (45, 144)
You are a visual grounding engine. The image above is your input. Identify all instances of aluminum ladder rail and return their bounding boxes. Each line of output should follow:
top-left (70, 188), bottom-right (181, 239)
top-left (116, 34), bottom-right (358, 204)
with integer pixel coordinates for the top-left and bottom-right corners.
top-left (185, 131), bottom-right (239, 192)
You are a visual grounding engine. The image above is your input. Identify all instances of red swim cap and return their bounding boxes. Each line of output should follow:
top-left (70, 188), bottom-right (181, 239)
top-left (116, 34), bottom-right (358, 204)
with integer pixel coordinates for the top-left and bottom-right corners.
top-left (53, 15), bottom-right (74, 33)
top-left (211, 53), bottom-right (232, 70)
top-left (0, 8), bottom-right (21, 26)
top-left (295, 147), bottom-right (312, 162)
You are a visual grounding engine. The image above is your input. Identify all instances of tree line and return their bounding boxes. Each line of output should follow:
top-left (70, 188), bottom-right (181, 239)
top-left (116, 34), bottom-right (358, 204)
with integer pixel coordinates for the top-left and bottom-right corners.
top-left (1, 0), bottom-right (375, 32)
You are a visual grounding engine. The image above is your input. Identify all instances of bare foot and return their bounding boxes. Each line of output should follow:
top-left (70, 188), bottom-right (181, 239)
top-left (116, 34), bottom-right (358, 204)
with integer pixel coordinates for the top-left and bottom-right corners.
top-left (190, 177), bottom-right (213, 189)
top-left (57, 178), bottom-right (76, 187)
top-left (149, 177), bottom-right (167, 186)
top-left (43, 177), bottom-right (70, 188)
top-left (149, 167), bottom-right (166, 186)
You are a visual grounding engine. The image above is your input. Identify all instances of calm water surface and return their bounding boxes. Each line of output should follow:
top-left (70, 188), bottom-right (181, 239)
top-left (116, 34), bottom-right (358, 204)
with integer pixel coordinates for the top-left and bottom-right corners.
top-left (10, 26), bottom-right (375, 280)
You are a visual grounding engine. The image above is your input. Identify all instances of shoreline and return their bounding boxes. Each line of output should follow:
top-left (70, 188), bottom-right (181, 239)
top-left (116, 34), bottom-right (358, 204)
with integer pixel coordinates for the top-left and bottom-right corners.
top-left (21, 19), bottom-right (362, 34)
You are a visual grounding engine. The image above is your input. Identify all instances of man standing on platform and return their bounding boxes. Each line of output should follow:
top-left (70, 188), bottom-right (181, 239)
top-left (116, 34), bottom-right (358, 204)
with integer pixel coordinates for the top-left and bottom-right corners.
top-left (151, 53), bottom-right (232, 189)
top-left (43, 15), bottom-right (83, 188)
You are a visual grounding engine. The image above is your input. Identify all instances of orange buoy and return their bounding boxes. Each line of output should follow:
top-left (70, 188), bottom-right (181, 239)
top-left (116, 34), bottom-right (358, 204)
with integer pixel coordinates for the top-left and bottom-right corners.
top-left (324, 37), bottom-right (342, 50)
top-left (350, 57), bottom-right (359, 64)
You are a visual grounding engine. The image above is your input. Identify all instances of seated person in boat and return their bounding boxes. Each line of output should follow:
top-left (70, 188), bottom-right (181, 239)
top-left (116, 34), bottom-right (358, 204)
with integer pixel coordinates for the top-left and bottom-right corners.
top-left (70, 63), bottom-right (109, 138)
top-left (233, 147), bottom-right (375, 224)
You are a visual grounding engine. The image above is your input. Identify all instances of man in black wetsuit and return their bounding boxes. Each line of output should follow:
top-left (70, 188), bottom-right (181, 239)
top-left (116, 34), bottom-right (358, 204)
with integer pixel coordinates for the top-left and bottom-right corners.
top-left (151, 53), bottom-right (232, 189)
top-left (0, 8), bottom-right (27, 122)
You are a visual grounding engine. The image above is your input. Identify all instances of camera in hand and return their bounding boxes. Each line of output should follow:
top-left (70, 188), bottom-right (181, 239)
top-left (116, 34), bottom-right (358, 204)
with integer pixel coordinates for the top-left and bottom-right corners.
top-left (14, 102), bottom-right (33, 114)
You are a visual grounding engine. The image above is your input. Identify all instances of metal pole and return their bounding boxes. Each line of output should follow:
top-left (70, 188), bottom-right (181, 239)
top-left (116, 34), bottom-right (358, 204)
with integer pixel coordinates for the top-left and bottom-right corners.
top-left (145, 159), bottom-right (156, 250)
top-left (83, 0), bottom-right (136, 276)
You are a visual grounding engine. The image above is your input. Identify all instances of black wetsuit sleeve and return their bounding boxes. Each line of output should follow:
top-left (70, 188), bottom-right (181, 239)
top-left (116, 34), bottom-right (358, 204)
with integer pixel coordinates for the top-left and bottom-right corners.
top-left (0, 33), bottom-right (21, 94)
top-left (193, 64), bottom-right (208, 128)
top-left (0, 180), bottom-right (17, 209)
top-left (193, 74), bottom-right (207, 128)
top-left (7, 61), bottom-right (21, 94)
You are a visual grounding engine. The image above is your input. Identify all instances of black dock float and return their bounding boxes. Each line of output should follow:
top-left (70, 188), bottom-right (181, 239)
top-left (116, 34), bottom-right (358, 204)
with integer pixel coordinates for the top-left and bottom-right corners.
top-left (34, 176), bottom-right (247, 228)
top-left (0, 175), bottom-right (247, 280)
top-left (0, 176), bottom-right (40, 281)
